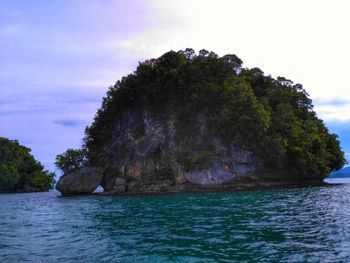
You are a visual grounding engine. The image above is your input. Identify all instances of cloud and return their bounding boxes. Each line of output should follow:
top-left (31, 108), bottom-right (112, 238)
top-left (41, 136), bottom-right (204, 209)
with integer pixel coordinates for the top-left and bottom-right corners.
top-left (53, 119), bottom-right (81, 127)
top-left (314, 98), bottom-right (350, 106)
top-left (314, 103), bottom-right (350, 122)
top-left (114, 0), bottom-right (350, 101)
top-left (0, 88), bottom-right (103, 117)
top-left (112, 1), bottom-right (191, 60)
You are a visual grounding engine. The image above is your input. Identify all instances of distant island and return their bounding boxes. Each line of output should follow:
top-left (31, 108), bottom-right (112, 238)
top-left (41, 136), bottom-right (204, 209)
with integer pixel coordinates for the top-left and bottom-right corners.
top-left (0, 137), bottom-right (55, 192)
top-left (56, 49), bottom-right (345, 195)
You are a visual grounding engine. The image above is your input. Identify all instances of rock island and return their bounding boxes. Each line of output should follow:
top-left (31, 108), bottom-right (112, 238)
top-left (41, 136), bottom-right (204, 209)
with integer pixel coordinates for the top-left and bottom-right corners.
top-left (56, 49), bottom-right (345, 195)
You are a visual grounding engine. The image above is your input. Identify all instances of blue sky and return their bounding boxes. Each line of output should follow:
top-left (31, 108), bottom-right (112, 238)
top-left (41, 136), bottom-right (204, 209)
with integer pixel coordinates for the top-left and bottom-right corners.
top-left (1, 0), bottom-right (350, 177)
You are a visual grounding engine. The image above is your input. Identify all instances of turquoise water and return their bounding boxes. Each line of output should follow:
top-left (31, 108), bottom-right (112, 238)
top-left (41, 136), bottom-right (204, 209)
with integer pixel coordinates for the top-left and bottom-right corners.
top-left (1, 185), bottom-right (350, 262)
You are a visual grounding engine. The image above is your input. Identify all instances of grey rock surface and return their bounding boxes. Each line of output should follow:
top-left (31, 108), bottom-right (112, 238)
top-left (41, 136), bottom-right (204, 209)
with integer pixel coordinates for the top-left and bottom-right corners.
top-left (56, 167), bottom-right (104, 195)
top-left (99, 106), bottom-right (269, 194)
top-left (60, 106), bottom-right (324, 195)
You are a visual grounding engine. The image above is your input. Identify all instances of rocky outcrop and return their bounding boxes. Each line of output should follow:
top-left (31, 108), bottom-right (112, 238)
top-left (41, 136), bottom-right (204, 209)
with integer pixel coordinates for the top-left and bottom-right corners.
top-left (57, 106), bottom-right (326, 195)
top-left (56, 167), bottom-right (104, 195)
top-left (98, 106), bottom-right (302, 194)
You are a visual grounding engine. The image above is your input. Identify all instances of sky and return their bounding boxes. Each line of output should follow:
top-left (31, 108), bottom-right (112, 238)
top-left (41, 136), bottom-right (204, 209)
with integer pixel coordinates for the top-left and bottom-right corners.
top-left (1, 0), bottom-right (350, 177)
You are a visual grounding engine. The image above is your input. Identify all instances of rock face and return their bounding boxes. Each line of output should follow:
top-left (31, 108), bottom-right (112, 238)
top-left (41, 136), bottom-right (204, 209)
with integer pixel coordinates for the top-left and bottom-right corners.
top-left (99, 106), bottom-right (301, 194)
top-left (56, 167), bottom-right (104, 195)
top-left (57, 106), bottom-right (325, 195)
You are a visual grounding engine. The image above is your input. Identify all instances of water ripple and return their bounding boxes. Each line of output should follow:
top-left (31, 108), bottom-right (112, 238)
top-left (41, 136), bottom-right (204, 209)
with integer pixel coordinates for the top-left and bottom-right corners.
top-left (1, 185), bottom-right (350, 262)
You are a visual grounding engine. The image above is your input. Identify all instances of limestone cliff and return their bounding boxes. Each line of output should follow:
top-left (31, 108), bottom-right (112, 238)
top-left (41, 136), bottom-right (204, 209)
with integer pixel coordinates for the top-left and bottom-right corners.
top-left (97, 106), bottom-right (320, 194)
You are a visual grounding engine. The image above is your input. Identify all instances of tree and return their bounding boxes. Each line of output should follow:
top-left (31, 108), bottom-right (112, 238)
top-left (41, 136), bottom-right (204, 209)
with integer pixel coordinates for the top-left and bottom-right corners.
top-left (0, 137), bottom-right (55, 191)
top-left (55, 148), bottom-right (88, 175)
top-left (221, 54), bottom-right (243, 72)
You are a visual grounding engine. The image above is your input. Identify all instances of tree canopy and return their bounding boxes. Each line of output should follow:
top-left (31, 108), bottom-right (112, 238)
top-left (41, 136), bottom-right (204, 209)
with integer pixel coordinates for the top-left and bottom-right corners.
top-left (55, 148), bottom-right (88, 175)
top-left (82, 48), bottom-right (345, 178)
top-left (0, 137), bottom-right (55, 191)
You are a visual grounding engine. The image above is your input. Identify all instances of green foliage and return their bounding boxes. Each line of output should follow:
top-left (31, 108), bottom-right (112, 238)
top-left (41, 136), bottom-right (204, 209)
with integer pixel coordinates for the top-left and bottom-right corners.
top-left (55, 148), bottom-right (88, 175)
top-left (0, 137), bottom-right (55, 191)
top-left (83, 49), bottom-right (345, 178)
top-left (0, 163), bottom-right (20, 189)
top-left (29, 170), bottom-right (56, 190)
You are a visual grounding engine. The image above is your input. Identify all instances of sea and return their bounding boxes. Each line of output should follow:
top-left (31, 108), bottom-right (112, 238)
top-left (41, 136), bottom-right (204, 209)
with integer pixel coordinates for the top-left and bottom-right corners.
top-left (1, 179), bottom-right (350, 262)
